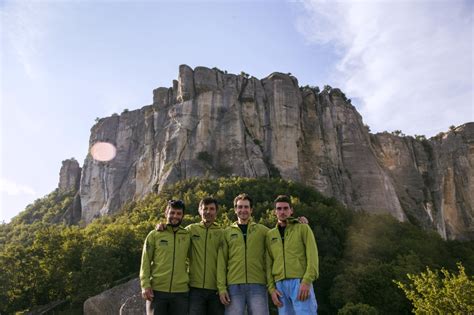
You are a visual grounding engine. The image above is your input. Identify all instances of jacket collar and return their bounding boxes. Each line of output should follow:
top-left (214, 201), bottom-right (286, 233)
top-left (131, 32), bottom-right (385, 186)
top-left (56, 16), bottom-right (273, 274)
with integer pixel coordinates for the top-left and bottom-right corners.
top-left (275, 217), bottom-right (299, 228)
top-left (198, 221), bottom-right (220, 228)
top-left (231, 218), bottom-right (256, 227)
top-left (166, 225), bottom-right (186, 232)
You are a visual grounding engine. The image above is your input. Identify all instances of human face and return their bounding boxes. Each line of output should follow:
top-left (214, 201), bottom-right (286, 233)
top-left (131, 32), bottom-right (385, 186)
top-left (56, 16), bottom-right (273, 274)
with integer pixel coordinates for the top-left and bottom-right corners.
top-left (235, 199), bottom-right (252, 224)
top-left (199, 203), bottom-right (217, 225)
top-left (166, 207), bottom-right (184, 226)
top-left (274, 202), bottom-right (293, 225)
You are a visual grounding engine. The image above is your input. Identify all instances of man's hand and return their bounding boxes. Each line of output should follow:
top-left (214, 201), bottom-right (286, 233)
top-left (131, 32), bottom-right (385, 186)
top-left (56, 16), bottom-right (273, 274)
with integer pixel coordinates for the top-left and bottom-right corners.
top-left (142, 287), bottom-right (154, 301)
top-left (155, 223), bottom-right (167, 231)
top-left (298, 216), bottom-right (309, 224)
top-left (297, 282), bottom-right (311, 301)
top-left (219, 292), bottom-right (231, 305)
top-left (271, 289), bottom-right (283, 307)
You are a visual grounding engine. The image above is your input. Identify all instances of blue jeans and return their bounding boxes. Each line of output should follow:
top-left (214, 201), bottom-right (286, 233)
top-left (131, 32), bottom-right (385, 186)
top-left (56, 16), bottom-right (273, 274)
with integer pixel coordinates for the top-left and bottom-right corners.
top-left (275, 279), bottom-right (317, 315)
top-left (225, 284), bottom-right (269, 315)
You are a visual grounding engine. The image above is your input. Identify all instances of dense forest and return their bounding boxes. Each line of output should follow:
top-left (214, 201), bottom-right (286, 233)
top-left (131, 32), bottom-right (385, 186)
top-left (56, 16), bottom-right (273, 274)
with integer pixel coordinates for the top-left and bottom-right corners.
top-left (1, 177), bottom-right (473, 314)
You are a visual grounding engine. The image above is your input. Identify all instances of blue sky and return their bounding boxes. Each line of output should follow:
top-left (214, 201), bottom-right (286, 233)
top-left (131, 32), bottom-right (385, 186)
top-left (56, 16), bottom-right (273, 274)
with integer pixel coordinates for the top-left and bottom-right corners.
top-left (1, 0), bottom-right (473, 222)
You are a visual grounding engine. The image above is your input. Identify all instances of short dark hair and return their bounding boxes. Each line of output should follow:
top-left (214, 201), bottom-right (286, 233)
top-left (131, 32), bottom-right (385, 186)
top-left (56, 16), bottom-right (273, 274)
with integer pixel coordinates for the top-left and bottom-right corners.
top-left (167, 199), bottom-right (185, 212)
top-left (199, 197), bottom-right (218, 210)
top-left (274, 195), bottom-right (292, 208)
top-left (234, 193), bottom-right (253, 208)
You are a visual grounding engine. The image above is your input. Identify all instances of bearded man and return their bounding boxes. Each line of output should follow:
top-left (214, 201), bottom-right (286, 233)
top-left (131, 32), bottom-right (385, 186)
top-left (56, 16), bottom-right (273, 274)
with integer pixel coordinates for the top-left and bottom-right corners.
top-left (140, 199), bottom-right (191, 315)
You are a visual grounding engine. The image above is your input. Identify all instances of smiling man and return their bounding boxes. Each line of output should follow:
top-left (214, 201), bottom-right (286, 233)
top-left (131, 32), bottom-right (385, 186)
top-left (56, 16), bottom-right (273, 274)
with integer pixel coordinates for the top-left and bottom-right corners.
top-left (140, 199), bottom-right (191, 315)
top-left (266, 195), bottom-right (319, 315)
top-left (186, 197), bottom-right (225, 315)
top-left (217, 193), bottom-right (269, 315)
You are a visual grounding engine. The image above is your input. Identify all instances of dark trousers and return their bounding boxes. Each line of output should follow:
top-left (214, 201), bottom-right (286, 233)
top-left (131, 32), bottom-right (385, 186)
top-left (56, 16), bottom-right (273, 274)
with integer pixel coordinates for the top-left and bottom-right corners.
top-left (189, 287), bottom-right (225, 315)
top-left (146, 291), bottom-right (189, 315)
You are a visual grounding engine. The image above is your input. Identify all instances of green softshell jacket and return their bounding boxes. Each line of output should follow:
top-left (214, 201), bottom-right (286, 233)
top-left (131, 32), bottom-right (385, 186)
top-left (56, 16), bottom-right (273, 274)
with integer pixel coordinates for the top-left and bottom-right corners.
top-left (186, 222), bottom-right (223, 290)
top-left (140, 226), bottom-right (190, 292)
top-left (217, 220), bottom-right (269, 294)
top-left (266, 218), bottom-right (319, 293)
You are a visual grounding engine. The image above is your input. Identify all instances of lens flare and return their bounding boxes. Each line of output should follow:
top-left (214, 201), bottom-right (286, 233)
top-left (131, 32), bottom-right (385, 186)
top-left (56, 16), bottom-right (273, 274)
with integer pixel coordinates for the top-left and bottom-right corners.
top-left (90, 142), bottom-right (117, 162)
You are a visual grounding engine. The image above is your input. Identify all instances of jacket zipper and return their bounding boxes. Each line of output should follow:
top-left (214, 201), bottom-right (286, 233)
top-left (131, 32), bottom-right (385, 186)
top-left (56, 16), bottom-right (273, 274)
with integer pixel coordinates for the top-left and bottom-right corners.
top-left (282, 228), bottom-right (287, 279)
top-left (202, 227), bottom-right (209, 288)
top-left (245, 226), bottom-right (248, 283)
top-left (169, 230), bottom-right (177, 292)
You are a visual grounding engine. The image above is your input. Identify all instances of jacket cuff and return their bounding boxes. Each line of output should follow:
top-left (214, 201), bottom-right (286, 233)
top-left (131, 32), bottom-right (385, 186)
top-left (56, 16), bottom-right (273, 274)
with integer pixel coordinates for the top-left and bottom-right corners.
top-left (141, 279), bottom-right (151, 288)
top-left (267, 283), bottom-right (276, 294)
top-left (218, 289), bottom-right (228, 295)
top-left (302, 277), bottom-right (313, 285)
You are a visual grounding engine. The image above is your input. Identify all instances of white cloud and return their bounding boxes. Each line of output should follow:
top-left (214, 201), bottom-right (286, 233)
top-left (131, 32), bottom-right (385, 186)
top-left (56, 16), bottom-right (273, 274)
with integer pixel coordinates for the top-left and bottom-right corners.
top-left (297, 0), bottom-right (473, 136)
top-left (0, 177), bottom-right (36, 196)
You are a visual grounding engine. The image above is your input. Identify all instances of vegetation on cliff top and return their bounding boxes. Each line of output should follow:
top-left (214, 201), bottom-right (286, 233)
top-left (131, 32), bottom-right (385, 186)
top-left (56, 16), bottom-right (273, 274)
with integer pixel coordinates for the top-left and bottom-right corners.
top-left (1, 177), bottom-right (473, 314)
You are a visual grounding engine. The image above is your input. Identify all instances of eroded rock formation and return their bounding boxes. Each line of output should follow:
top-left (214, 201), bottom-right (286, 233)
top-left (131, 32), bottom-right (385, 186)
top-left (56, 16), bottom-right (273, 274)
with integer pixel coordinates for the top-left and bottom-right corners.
top-left (66, 65), bottom-right (472, 239)
top-left (58, 159), bottom-right (81, 192)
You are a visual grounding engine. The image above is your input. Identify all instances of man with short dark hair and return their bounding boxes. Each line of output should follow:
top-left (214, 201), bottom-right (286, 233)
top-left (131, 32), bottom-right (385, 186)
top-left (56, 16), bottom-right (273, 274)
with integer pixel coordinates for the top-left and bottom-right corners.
top-left (217, 193), bottom-right (269, 315)
top-left (187, 197), bottom-right (225, 315)
top-left (140, 199), bottom-right (191, 315)
top-left (266, 195), bottom-right (319, 315)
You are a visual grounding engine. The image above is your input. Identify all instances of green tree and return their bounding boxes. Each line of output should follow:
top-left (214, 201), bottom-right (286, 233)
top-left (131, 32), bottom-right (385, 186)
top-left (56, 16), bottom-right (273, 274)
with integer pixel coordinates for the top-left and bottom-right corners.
top-left (2, 177), bottom-right (474, 314)
top-left (338, 302), bottom-right (378, 315)
top-left (395, 263), bottom-right (474, 314)
top-left (240, 71), bottom-right (250, 78)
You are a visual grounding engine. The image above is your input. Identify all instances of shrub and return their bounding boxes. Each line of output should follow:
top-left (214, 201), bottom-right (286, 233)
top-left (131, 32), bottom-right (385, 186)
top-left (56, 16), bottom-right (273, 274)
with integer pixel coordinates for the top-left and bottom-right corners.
top-left (395, 263), bottom-right (474, 314)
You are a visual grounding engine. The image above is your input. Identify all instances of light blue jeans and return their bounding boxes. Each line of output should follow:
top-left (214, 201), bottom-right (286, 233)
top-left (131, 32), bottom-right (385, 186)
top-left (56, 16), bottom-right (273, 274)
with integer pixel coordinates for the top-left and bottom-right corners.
top-left (275, 279), bottom-right (317, 315)
top-left (225, 283), bottom-right (269, 315)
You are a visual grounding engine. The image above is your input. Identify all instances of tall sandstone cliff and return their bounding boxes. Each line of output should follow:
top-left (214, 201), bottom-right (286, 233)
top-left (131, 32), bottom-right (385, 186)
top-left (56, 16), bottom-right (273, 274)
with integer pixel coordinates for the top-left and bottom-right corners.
top-left (60, 65), bottom-right (473, 240)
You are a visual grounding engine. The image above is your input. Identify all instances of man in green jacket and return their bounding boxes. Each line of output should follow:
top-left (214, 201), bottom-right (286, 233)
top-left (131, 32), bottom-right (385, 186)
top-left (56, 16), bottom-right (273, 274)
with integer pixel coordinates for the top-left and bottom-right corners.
top-left (186, 197), bottom-right (224, 315)
top-left (266, 195), bottom-right (319, 314)
top-left (140, 199), bottom-right (191, 315)
top-left (217, 193), bottom-right (269, 315)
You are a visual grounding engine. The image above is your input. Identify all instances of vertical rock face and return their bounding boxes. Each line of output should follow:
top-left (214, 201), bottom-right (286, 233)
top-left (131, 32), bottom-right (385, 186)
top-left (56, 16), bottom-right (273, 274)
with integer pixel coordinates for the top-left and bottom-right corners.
top-left (56, 159), bottom-right (82, 225)
top-left (372, 134), bottom-right (445, 235)
top-left (75, 65), bottom-right (473, 239)
top-left (371, 124), bottom-right (474, 240)
top-left (58, 159), bottom-right (81, 192)
top-left (435, 124), bottom-right (474, 239)
top-left (297, 87), bottom-right (406, 220)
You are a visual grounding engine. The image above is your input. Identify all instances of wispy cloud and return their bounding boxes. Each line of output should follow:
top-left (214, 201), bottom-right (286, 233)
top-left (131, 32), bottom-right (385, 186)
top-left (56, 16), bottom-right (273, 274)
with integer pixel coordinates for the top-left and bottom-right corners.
top-left (297, 0), bottom-right (473, 136)
top-left (0, 178), bottom-right (36, 196)
top-left (1, 1), bottom-right (56, 80)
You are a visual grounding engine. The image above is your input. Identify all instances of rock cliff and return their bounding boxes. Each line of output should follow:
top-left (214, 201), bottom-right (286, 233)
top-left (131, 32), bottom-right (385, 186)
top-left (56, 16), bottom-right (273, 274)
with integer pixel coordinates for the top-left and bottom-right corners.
top-left (65, 65), bottom-right (472, 240)
top-left (57, 159), bottom-right (82, 224)
top-left (58, 159), bottom-right (81, 192)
